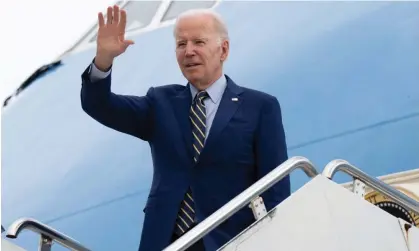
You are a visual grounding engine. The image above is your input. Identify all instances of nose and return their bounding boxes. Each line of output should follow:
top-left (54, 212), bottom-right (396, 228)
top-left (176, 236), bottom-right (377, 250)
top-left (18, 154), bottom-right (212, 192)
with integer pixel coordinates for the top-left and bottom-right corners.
top-left (185, 42), bottom-right (196, 57)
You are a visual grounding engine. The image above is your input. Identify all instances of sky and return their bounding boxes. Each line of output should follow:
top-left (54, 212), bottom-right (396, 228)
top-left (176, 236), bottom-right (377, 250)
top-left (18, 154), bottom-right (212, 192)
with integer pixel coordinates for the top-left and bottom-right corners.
top-left (0, 0), bottom-right (117, 103)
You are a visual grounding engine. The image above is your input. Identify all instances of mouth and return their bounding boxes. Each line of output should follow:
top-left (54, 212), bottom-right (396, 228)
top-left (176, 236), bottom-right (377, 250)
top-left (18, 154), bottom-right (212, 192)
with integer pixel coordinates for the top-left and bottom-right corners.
top-left (185, 63), bottom-right (202, 69)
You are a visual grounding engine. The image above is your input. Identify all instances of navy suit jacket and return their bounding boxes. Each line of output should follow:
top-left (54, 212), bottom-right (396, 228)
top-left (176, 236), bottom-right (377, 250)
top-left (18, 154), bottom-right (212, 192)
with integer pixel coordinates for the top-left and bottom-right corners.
top-left (80, 63), bottom-right (290, 251)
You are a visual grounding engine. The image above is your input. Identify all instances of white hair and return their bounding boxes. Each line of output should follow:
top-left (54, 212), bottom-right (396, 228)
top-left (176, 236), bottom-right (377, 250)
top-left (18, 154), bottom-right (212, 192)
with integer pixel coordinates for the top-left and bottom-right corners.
top-left (173, 8), bottom-right (229, 44)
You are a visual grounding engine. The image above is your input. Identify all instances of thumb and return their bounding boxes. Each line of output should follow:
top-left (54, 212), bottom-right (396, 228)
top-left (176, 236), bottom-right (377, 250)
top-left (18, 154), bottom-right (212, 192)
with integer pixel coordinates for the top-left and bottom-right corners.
top-left (124, 40), bottom-right (135, 46)
top-left (122, 40), bottom-right (134, 51)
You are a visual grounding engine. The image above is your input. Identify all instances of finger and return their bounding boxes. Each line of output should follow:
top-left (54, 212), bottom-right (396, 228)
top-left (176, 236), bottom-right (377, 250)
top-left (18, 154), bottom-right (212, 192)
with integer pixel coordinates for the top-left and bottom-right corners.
top-left (119, 9), bottom-right (127, 35)
top-left (113, 5), bottom-right (120, 25)
top-left (98, 12), bottom-right (105, 28)
top-left (106, 6), bottom-right (113, 25)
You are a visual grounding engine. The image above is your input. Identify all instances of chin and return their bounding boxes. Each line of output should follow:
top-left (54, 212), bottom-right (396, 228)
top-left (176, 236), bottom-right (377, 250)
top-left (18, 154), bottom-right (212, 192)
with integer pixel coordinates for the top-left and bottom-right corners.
top-left (185, 73), bottom-right (203, 84)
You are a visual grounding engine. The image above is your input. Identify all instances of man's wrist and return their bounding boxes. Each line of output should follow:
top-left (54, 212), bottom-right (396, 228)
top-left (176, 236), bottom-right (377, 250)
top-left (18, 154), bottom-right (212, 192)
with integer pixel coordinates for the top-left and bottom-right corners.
top-left (94, 54), bottom-right (113, 72)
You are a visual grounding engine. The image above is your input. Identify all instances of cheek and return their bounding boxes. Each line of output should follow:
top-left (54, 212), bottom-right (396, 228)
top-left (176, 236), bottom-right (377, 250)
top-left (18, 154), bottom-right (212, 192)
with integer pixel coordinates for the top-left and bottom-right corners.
top-left (198, 52), bottom-right (213, 64)
top-left (207, 49), bottom-right (221, 62)
top-left (176, 53), bottom-right (184, 62)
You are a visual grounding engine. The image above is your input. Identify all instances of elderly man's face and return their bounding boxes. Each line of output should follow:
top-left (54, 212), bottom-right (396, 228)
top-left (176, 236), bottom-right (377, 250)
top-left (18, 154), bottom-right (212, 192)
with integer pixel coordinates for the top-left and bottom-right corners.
top-left (175, 14), bottom-right (229, 89)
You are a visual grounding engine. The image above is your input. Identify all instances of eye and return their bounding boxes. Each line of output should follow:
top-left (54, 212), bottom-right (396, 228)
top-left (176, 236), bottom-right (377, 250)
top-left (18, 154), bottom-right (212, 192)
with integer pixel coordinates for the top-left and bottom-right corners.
top-left (177, 42), bottom-right (186, 48)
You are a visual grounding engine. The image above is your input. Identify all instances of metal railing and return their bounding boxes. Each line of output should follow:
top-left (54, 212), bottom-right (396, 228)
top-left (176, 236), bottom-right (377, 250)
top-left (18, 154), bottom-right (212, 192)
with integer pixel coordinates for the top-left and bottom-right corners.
top-left (163, 156), bottom-right (319, 251)
top-left (5, 217), bottom-right (91, 251)
top-left (323, 159), bottom-right (419, 215)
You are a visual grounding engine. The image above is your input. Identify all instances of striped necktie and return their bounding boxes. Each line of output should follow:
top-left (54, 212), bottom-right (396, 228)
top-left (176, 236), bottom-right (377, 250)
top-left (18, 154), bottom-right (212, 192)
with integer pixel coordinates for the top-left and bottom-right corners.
top-left (174, 90), bottom-right (209, 236)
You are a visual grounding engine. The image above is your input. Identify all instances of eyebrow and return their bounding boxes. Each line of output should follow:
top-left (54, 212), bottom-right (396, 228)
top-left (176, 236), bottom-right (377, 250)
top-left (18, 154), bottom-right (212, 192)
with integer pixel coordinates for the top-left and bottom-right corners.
top-left (176, 37), bottom-right (209, 43)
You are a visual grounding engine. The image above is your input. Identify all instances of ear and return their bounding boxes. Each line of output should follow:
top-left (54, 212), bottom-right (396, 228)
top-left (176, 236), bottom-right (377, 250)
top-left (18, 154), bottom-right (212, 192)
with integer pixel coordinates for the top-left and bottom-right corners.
top-left (220, 39), bottom-right (229, 62)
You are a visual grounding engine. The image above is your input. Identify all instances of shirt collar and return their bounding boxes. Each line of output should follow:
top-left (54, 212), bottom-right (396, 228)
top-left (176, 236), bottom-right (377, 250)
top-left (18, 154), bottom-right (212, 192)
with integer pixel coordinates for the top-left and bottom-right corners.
top-left (189, 74), bottom-right (227, 104)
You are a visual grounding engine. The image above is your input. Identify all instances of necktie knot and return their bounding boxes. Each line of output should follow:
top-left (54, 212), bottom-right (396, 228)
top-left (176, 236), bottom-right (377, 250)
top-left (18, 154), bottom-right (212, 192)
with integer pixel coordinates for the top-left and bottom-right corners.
top-left (195, 91), bottom-right (209, 105)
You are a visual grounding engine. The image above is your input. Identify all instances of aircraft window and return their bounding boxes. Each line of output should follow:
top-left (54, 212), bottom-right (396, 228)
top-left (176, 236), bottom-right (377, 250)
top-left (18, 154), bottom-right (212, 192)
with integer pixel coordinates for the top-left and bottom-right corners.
top-left (161, 0), bottom-right (216, 22)
top-left (89, 0), bottom-right (162, 43)
top-left (124, 1), bottom-right (162, 31)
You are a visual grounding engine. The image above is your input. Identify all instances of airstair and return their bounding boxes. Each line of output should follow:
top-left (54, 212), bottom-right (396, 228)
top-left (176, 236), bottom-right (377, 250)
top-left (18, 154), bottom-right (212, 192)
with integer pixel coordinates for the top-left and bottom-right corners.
top-left (3, 156), bottom-right (419, 251)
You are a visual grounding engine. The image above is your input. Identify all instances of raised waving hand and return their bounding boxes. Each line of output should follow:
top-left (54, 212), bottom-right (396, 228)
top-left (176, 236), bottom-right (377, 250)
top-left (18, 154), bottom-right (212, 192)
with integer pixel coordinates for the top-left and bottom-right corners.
top-left (95, 5), bottom-right (134, 71)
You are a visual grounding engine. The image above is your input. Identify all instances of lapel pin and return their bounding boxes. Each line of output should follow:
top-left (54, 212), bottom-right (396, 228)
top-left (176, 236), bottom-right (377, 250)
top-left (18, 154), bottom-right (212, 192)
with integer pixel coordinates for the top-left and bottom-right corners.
top-left (232, 98), bottom-right (238, 102)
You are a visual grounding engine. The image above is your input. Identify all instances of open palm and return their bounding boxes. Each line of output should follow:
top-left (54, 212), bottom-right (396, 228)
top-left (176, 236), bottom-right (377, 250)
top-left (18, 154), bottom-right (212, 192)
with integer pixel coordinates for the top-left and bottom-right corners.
top-left (97, 5), bottom-right (134, 59)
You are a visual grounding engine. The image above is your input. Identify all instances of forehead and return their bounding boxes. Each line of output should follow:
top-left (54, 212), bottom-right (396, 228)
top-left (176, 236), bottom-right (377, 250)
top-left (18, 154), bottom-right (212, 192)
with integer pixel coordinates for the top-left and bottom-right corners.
top-left (175, 15), bottom-right (216, 39)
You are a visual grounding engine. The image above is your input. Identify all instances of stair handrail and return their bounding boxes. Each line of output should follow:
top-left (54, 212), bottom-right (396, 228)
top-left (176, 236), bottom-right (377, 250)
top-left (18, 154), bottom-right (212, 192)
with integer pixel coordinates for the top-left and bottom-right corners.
top-left (163, 156), bottom-right (319, 251)
top-left (323, 159), bottom-right (419, 215)
top-left (6, 217), bottom-right (91, 251)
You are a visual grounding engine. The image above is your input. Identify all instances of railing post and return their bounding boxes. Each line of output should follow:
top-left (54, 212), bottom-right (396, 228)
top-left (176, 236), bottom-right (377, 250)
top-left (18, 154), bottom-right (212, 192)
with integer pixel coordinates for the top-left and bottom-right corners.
top-left (39, 234), bottom-right (53, 251)
top-left (249, 196), bottom-right (267, 220)
top-left (352, 179), bottom-right (366, 198)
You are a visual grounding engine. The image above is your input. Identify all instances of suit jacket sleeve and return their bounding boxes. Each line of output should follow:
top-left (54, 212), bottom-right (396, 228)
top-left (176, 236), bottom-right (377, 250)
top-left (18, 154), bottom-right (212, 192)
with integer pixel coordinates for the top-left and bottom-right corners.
top-left (255, 96), bottom-right (291, 211)
top-left (80, 61), bottom-right (154, 141)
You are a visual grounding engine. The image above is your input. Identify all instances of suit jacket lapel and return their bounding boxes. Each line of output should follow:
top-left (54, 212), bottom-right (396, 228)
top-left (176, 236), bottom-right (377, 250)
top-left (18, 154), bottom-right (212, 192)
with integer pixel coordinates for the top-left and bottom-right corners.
top-left (170, 86), bottom-right (194, 159)
top-left (199, 76), bottom-right (243, 163)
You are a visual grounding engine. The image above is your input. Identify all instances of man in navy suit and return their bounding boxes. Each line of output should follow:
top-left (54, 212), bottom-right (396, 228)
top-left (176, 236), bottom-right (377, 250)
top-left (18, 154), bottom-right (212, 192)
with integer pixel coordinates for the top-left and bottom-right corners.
top-left (80, 5), bottom-right (290, 251)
